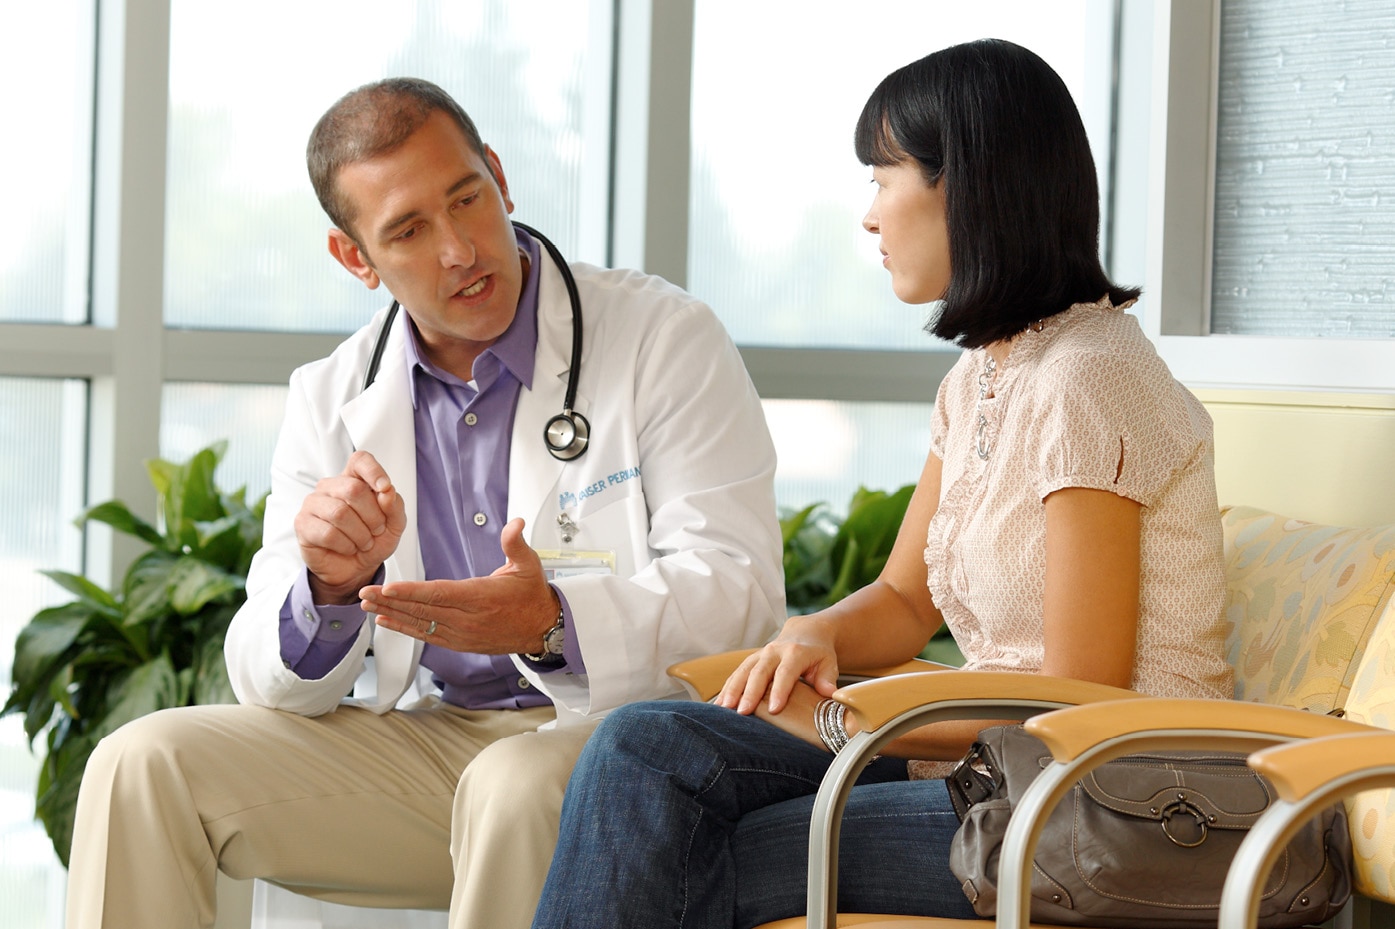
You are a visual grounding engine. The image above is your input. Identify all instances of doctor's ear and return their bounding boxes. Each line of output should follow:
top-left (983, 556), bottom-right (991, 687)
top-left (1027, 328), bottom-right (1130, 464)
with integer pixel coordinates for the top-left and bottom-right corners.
top-left (328, 229), bottom-right (381, 289)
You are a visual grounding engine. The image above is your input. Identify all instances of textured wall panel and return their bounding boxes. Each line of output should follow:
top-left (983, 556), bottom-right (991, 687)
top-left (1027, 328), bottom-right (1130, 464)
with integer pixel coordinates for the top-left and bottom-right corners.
top-left (1212, 0), bottom-right (1395, 337)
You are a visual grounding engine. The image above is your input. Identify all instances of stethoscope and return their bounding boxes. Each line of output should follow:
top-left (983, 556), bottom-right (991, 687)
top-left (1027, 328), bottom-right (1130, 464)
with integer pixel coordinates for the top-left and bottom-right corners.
top-left (360, 221), bottom-right (591, 462)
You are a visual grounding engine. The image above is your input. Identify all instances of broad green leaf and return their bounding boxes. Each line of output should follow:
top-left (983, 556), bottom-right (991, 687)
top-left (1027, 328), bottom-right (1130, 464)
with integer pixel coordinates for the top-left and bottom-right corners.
top-left (10, 602), bottom-right (92, 695)
top-left (37, 570), bottom-right (121, 615)
top-left (176, 444), bottom-right (227, 527)
top-left (826, 536), bottom-right (862, 604)
top-left (123, 550), bottom-right (178, 631)
top-left (23, 685), bottom-right (59, 744)
top-left (778, 502), bottom-right (822, 546)
top-left (36, 735), bottom-right (95, 867)
top-left (94, 655), bottom-right (182, 741)
top-left (48, 664), bottom-right (78, 719)
top-left (192, 514), bottom-right (246, 566)
top-left (193, 635), bottom-right (236, 705)
top-left (77, 499), bottom-right (163, 546)
top-left (168, 558), bottom-right (243, 615)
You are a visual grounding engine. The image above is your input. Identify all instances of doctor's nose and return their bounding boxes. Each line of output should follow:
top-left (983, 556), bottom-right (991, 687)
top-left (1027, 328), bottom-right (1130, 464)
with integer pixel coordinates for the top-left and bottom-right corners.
top-left (439, 221), bottom-right (478, 269)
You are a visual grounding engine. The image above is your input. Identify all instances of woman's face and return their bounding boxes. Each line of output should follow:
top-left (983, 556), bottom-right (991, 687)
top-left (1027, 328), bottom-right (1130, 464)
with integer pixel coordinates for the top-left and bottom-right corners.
top-left (862, 160), bottom-right (950, 305)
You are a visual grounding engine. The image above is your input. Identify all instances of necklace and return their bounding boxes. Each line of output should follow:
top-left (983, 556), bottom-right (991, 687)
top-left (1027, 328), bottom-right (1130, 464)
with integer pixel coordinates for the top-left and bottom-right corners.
top-left (975, 355), bottom-right (997, 460)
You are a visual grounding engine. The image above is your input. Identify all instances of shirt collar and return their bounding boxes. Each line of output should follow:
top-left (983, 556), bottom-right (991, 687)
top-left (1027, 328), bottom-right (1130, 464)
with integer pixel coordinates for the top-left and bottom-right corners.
top-left (402, 226), bottom-right (542, 407)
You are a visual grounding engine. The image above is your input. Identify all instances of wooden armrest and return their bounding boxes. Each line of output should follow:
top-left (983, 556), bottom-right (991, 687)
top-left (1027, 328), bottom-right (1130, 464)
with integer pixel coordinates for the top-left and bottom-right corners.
top-left (667, 650), bottom-right (944, 703)
top-left (832, 672), bottom-right (1142, 733)
top-left (1248, 730), bottom-right (1395, 803)
top-left (1024, 698), bottom-right (1379, 763)
top-left (667, 649), bottom-right (757, 701)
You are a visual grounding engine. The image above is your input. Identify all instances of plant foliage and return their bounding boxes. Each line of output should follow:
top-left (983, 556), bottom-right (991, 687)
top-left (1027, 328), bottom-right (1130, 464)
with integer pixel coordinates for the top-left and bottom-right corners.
top-left (780, 484), bottom-right (961, 663)
top-left (2, 442), bottom-right (266, 865)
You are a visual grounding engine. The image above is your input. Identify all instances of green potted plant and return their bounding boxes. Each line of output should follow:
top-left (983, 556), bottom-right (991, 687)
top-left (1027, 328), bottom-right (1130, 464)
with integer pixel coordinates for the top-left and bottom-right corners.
top-left (2, 442), bottom-right (266, 865)
top-left (781, 484), bottom-right (962, 666)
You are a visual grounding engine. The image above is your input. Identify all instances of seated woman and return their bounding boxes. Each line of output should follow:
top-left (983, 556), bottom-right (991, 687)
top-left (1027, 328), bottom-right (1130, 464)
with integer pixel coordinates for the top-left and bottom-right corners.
top-left (530, 38), bottom-right (1232, 929)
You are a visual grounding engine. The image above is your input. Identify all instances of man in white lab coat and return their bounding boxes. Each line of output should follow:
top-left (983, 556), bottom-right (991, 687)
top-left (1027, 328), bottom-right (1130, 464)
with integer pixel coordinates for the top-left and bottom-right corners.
top-left (66, 77), bottom-right (783, 929)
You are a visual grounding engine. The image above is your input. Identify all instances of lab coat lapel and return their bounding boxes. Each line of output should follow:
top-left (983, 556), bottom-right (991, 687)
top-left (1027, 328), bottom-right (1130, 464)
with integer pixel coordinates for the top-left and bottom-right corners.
top-left (338, 315), bottom-right (424, 710)
top-left (510, 251), bottom-right (582, 541)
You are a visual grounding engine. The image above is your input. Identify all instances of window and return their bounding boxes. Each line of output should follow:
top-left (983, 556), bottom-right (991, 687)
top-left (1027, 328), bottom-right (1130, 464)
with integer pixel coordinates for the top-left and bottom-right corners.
top-left (1133, 0), bottom-right (1395, 389)
top-left (687, 0), bottom-right (1118, 508)
top-left (164, 0), bottom-right (610, 332)
top-left (0, 378), bottom-right (86, 927)
top-left (1211, 0), bottom-right (1395, 338)
top-left (0, 4), bottom-right (95, 324)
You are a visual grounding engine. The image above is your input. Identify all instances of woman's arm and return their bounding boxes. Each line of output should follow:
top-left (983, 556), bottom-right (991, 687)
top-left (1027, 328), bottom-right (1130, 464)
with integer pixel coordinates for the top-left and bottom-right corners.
top-left (753, 485), bottom-right (1144, 761)
top-left (717, 448), bottom-right (947, 714)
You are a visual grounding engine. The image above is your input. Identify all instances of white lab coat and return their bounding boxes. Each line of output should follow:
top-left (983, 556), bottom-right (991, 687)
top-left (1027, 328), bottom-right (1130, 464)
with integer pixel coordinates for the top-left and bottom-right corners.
top-left (225, 250), bottom-right (785, 725)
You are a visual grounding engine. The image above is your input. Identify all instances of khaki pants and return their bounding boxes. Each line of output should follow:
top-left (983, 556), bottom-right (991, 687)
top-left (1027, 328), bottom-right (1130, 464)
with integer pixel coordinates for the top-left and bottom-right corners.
top-left (66, 699), bottom-right (599, 929)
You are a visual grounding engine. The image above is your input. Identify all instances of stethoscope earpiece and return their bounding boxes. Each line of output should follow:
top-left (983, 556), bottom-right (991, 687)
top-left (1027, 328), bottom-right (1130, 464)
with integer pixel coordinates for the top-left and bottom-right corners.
top-left (544, 409), bottom-right (591, 461)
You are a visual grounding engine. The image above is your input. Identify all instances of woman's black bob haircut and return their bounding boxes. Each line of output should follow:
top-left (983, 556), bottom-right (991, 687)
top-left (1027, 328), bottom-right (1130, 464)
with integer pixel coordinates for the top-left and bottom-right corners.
top-left (855, 38), bottom-right (1139, 348)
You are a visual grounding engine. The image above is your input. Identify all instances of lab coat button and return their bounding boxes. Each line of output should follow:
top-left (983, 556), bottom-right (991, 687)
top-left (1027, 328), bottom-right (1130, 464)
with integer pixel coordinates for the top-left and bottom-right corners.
top-left (464, 412), bottom-right (478, 426)
top-left (473, 512), bottom-right (487, 526)
top-left (518, 677), bottom-right (531, 689)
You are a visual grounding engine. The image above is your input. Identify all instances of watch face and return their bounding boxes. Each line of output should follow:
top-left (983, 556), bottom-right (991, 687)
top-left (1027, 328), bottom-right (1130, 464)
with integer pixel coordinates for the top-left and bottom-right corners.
top-left (543, 623), bottom-right (566, 655)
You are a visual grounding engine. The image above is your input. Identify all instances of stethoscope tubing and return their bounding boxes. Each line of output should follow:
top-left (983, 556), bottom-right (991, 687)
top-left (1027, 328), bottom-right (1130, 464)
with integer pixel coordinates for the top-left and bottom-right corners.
top-left (359, 221), bottom-right (590, 461)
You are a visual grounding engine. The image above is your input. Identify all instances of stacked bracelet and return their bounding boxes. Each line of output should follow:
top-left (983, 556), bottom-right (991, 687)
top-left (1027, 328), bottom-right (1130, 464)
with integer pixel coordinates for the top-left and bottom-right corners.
top-left (813, 698), bottom-right (850, 754)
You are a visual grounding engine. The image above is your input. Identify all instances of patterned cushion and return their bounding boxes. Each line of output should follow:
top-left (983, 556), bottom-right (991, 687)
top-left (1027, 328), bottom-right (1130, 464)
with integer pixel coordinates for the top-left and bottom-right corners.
top-left (1342, 596), bottom-right (1395, 902)
top-left (1220, 506), bottom-right (1395, 712)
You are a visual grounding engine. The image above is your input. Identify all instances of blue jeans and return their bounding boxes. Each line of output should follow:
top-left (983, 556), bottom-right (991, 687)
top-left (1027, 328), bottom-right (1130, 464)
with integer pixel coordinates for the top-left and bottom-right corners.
top-left (532, 701), bottom-right (977, 929)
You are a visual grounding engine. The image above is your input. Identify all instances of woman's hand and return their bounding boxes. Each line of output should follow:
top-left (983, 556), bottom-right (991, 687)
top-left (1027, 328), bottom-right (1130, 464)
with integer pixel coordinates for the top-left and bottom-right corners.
top-left (715, 614), bottom-right (840, 715)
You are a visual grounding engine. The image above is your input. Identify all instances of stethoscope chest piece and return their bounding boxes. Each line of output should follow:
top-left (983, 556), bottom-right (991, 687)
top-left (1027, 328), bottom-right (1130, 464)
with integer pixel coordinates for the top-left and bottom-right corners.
top-left (544, 409), bottom-right (591, 461)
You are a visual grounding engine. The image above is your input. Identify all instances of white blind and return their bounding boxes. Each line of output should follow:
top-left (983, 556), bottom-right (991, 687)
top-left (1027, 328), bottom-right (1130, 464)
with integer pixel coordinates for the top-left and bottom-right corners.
top-left (1211, 0), bottom-right (1395, 337)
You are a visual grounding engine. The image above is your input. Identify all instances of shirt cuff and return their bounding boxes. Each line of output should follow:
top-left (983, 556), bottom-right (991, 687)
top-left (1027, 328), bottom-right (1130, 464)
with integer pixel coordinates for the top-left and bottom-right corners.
top-left (519, 584), bottom-right (586, 675)
top-left (277, 567), bottom-right (379, 677)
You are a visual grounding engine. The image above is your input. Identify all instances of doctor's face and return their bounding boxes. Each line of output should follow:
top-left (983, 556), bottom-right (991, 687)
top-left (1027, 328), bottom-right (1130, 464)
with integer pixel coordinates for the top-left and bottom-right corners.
top-left (328, 110), bottom-right (524, 378)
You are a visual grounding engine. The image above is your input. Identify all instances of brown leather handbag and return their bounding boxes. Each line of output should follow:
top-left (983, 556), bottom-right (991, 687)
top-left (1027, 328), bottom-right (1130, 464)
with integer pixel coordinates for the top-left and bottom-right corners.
top-left (946, 724), bottom-right (1352, 928)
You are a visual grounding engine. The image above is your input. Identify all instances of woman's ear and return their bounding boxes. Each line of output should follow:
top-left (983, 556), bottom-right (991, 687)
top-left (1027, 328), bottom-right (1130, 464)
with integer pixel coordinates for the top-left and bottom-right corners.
top-left (327, 229), bottom-right (381, 289)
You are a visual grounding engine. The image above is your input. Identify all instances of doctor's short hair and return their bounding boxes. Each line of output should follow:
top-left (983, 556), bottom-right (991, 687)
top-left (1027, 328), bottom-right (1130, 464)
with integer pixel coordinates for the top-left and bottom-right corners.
top-left (307, 77), bottom-right (489, 243)
top-left (854, 38), bottom-right (1140, 349)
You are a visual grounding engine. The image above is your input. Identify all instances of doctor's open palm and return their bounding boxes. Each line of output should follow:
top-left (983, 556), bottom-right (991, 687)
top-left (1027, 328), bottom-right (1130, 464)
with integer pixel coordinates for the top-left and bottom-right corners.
top-left (294, 450), bottom-right (407, 604)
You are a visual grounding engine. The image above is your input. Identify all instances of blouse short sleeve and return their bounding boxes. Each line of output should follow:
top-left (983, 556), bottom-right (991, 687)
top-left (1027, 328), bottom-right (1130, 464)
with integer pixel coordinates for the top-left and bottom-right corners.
top-left (1024, 349), bottom-right (1203, 508)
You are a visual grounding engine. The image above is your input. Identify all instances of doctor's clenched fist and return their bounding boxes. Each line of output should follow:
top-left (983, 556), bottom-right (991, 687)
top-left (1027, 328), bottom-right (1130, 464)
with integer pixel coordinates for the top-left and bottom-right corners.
top-left (294, 450), bottom-right (406, 604)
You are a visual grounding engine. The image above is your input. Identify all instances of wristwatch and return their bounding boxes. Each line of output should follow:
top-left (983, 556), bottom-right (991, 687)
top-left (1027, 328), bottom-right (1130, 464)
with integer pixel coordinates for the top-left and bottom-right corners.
top-left (524, 606), bottom-right (566, 662)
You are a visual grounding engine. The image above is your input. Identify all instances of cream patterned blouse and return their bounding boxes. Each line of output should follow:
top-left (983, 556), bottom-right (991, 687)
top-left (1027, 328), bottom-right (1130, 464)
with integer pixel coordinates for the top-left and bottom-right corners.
top-left (925, 297), bottom-right (1233, 701)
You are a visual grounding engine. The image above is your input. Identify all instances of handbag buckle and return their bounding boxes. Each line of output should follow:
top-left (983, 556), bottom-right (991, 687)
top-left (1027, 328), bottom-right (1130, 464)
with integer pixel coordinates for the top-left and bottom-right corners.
top-left (1159, 795), bottom-right (1209, 848)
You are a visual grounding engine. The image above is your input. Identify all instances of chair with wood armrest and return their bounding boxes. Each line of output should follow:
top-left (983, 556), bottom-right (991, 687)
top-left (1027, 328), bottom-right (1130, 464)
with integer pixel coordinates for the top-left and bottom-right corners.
top-left (1216, 732), bottom-right (1395, 929)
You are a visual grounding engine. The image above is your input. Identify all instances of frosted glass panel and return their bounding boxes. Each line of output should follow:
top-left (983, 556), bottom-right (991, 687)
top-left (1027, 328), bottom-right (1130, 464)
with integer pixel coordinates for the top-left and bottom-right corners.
top-left (161, 382), bottom-right (289, 503)
top-left (0, 377), bottom-right (86, 929)
top-left (765, 399), bottom-right (933, 515)
top-left (689, 0), bottom-right (1107, 349)
top-left (0, 5), bottom-right (94, 324)
top-left (1212, 0), bottom-right (1395, 337)
top-left (165, 0), bottom-right (598, 333)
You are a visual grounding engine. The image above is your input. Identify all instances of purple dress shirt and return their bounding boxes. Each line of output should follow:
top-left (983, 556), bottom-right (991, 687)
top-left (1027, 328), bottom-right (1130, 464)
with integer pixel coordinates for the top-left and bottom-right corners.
top-left (277, 230), bottom-right (583, 709)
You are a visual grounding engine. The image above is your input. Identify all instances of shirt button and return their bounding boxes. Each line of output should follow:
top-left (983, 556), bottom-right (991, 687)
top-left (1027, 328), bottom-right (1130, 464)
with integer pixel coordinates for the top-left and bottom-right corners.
top-left (464, 412), bottom-right (478, 426)
top-left (518, 677), bottom-right (531, 689)
top-left (329, 621), bottom-right (343, 631)
top-left (303, 610), bottom-right (313, 621)
top-left (473, 512), bottom-right (487, 527)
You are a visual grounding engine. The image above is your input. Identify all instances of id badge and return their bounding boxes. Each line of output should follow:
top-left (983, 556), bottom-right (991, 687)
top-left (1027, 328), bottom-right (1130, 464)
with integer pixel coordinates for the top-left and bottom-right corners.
top-left (536, 550), bottom-right (617, 580)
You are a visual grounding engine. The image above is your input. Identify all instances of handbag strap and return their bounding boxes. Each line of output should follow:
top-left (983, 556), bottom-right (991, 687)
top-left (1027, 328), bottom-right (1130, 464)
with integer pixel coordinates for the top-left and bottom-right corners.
top-left (946, 740), bottom-right (999, 821)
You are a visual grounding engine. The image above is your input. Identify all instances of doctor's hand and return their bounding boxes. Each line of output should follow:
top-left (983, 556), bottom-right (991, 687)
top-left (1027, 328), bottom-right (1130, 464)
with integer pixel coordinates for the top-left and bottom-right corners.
top-left (295, 451), bottom-right (406, 604)
top-left (361, 518), bottom-right (561, 655)
top-left (715, 613), bottom-right (840, 717)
